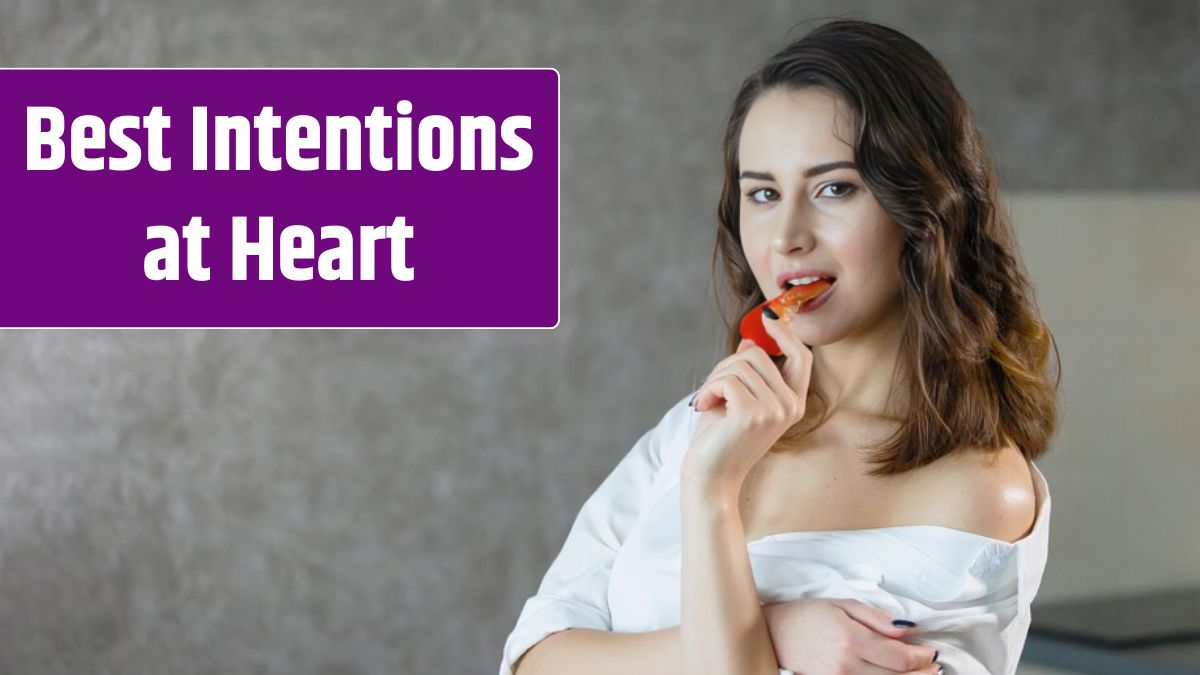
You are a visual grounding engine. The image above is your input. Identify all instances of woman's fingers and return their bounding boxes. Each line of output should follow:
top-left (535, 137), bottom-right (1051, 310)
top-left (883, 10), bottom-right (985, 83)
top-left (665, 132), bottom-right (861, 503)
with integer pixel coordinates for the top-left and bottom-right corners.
top-left (694, 341), bottom-right (758, 410)
top-left (696, 360), bottom-right (770, 412)
top-left (853, 627), bottom-right (940, 673)
top-left (696, 341), bottom-right (799, 414)
top-left (832, 599), bottom-right (919, 641)
top-left (703, 367), bottom-right (756, 415)
top-left (759, 308), bottom-right (815, 395)
top-left (852, 659), bottom-right (943, 675)
top-left (828, 600), bottom-right (938, 673)
top-left (733, 341), bottom-right (800, 410)
top-left (697, 360), bottom-right (784, 414)
top-left (899, 664), bottom-right (944, 675)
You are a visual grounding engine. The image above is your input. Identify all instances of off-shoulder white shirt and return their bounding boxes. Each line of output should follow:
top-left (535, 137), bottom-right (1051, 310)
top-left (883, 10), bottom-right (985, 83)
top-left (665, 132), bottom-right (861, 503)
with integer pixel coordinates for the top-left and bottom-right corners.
top-left (499, 391), bottom-right (1052, 675)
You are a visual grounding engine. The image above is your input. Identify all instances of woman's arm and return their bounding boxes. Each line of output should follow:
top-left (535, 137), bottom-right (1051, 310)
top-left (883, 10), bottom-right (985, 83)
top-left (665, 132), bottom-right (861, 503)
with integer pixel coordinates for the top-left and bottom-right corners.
top-left (514, 626), bottom-right (682, 675)
top-left (673, 325), bottom-right (829, 675)
top-left (679, 480), bottom-right (780, 675)
top-left (501, 389), bottom-right (782, 675)
top-left (498, 394), bottom-right (695, 675)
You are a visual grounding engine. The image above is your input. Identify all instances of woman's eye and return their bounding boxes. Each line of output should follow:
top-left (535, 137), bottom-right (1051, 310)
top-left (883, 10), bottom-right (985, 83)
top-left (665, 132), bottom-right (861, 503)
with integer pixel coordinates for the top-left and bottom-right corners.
top-left (745, 182), bottom-right (857, 205)
top-left (745, 187), bottom-right (777, 204)
top-left (817, 182), bottom-right (857, 198)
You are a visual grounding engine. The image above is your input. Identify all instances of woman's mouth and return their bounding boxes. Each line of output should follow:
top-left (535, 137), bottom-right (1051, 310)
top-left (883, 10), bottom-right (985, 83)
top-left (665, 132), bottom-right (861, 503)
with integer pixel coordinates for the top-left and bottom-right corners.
top-left (795, 280), bottom-right (835, 313)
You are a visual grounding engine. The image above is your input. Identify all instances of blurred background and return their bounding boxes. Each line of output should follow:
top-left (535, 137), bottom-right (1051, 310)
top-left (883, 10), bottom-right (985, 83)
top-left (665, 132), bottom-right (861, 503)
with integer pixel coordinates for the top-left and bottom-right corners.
top-left (0, 1), bottom-right (1196, 674)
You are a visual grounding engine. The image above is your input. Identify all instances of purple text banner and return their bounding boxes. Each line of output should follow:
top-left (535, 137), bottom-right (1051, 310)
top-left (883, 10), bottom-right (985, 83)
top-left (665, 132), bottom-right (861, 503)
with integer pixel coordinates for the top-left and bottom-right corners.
top-left (0, 69), bottom-right (559, 327)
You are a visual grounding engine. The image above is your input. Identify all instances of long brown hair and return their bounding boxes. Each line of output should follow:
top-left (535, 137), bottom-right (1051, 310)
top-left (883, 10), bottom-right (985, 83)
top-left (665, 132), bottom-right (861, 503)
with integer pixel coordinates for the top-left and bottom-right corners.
top-left (710, 18), bottom-right (1062, 476)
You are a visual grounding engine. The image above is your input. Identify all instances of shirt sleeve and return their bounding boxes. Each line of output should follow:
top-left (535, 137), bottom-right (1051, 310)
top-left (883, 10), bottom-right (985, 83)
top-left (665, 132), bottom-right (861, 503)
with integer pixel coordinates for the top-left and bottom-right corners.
top-left (497, 392), bottom-right (693, 675)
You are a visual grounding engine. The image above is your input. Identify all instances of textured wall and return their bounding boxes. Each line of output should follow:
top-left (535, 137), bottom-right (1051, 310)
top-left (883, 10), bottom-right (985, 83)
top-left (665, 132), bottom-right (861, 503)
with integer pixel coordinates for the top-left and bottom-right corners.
top-left (0, 1), bottom-right (1196, 674)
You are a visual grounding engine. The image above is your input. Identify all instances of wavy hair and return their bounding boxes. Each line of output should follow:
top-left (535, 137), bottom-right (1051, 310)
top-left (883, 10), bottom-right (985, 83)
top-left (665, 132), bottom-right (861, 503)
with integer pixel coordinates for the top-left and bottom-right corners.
top-left (709, 18), bottom-right (1062, 476)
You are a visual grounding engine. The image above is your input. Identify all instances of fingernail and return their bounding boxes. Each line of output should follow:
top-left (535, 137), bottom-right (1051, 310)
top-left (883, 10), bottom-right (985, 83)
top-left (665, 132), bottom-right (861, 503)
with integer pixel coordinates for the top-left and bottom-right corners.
top-left (891, 619), bottom-right (916, 628)
top-left (932, 649), bottom-right (939, 663)
top-left (937, 667), bottom-right (944, 675)
top-left (761, 305), bottom-right (779, 321)
top-left (688, 393), bottom-right (698, 408)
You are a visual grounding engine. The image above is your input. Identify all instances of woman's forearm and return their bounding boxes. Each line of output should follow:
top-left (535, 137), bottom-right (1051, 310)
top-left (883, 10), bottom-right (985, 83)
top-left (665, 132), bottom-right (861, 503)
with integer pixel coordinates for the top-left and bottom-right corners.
top-left (680, 480), bottom-right (780, 675)
top-left (513, 625), bottom-right (682, 675)
top-left (514, 481), bottom-right (778, 675)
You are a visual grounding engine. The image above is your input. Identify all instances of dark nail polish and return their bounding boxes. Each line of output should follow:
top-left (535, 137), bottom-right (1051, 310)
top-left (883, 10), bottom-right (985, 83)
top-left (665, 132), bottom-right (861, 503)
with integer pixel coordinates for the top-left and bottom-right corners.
top-left (936, 667), bottom-right (944, 675)
top-left (892, 619), bottom-right (916, 628)
top-left (688, 393), bottom-right (697, 408)
top-left (761, 305), bottom-right (779, 321)
top-left (932, 649), bottom-right (939, 663)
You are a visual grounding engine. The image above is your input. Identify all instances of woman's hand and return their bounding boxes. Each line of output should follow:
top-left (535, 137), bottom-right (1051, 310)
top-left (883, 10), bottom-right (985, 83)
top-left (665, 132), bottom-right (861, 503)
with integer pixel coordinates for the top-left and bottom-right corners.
top-left (683, 310), bottom-right (814, 493)
top-left (763, 598), bottom-right (943, 674)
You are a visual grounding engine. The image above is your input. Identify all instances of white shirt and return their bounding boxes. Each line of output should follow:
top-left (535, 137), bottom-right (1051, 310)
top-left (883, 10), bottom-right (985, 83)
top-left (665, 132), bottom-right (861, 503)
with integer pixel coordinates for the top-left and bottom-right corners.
top-left (499, 391), bottom-right (1052, 675)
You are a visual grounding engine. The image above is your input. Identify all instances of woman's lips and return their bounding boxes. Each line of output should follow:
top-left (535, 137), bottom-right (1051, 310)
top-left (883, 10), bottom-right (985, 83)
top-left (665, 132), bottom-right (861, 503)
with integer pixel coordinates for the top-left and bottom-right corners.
top-left (739, 279), bottom-right (836, 357)
top-left (795, 280), bottom-right (835, 313)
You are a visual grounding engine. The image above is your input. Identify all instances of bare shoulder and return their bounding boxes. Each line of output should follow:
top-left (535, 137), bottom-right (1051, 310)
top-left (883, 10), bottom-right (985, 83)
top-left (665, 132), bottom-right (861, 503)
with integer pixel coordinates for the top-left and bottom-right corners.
top-left (904, 443), bottom-right (1038, 543)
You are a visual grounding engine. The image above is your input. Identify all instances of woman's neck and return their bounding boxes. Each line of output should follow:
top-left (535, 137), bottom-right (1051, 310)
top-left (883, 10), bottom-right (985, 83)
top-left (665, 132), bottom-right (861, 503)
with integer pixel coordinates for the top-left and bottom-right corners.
top-left (807, 310), bottom-right (908, 421)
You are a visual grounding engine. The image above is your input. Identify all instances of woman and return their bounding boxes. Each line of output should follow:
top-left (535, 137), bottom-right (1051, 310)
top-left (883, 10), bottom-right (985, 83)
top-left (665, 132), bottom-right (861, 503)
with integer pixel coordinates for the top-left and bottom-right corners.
top-left (500, 17), bottom-right (1060, 675)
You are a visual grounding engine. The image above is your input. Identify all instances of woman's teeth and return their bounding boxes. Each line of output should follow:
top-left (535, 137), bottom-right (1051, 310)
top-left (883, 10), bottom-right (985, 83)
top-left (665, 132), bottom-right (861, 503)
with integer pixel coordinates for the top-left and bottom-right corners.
top-left (788, 276), bottom-right (822, 285)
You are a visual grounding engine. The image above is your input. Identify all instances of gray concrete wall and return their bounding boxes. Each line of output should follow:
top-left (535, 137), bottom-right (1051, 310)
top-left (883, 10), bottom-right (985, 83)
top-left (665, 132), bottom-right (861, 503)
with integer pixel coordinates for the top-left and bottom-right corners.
top-left (0, 1), bottom-right (1196, 673)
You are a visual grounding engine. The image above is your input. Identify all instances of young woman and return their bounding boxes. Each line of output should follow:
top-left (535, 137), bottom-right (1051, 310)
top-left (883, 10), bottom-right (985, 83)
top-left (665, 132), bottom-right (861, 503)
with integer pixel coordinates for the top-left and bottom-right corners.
top-left (500, 18), bottom-right (1060, 675)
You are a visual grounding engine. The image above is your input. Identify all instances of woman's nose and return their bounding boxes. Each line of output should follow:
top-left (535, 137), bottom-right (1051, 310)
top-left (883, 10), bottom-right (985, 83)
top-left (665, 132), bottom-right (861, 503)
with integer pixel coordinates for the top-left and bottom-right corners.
top-left (770, 207), bottom-right (816, 254)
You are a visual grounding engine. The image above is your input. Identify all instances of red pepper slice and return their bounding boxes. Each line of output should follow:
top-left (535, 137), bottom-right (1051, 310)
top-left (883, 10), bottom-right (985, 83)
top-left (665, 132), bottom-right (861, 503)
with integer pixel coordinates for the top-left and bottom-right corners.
top-left (738, 279), bottom-right (833, 356)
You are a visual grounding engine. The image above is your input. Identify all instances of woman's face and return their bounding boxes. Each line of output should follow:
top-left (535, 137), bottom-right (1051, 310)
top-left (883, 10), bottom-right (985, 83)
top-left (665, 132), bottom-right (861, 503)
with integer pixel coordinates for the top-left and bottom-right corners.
top-left (738, 87), bottom-right (906, 346)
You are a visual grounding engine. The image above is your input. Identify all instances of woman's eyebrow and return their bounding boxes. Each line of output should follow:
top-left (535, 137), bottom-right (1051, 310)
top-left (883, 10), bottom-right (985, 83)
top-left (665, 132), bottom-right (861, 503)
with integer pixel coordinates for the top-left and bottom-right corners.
top-left (739, 161), bottom-right (857, 181)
